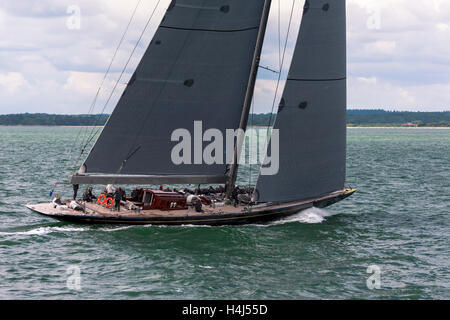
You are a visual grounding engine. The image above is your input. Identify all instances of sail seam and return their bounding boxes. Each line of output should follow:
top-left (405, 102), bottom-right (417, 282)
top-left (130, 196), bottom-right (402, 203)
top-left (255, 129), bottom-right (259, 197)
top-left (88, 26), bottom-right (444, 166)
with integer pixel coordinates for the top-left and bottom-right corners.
top-left (160, 25), bottom-right (259, 33)
top-left (287, 77), bottom-right (346, 82)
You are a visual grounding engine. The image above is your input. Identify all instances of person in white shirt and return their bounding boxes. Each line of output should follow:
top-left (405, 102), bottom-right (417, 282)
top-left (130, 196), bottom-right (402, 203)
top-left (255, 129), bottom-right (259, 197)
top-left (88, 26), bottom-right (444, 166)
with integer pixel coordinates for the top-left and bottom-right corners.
top-left (52, 194), bottom-right (68, 209)
top-left (52, 194), bottom-right (63, 206)
top-left (69, 199), bottom-right (84, 212)
top-left (106, 184), bottom-right (116, 195)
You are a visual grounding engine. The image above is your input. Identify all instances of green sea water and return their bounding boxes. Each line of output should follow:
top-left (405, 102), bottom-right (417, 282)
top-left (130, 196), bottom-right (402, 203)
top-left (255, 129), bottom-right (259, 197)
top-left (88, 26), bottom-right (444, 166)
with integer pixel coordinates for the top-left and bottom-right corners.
top-left (0, 126), bottom-right (449, 299)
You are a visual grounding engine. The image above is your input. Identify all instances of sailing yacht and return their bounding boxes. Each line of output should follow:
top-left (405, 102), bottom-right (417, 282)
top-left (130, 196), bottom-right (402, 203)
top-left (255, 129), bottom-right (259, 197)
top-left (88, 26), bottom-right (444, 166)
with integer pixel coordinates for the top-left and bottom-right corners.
top-left (27, 0), bottom-right (355, 225)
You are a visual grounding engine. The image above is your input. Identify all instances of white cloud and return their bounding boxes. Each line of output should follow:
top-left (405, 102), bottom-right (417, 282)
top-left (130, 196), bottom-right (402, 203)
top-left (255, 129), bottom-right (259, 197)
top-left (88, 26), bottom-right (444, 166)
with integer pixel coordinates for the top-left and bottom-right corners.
top-left (64, 72), bottom-right (107, 95)
top-left (348, 77), bottom-right (450, 111)
top-left (253, 78), bottom-right (287, 114)
top-left (432, 0), bottom-right (446, 13)
top-left (0, 0), bottom-right (449, 114)
top-left (0, 72), bottom-right (28, 93)
top-left (436, 23), bottom-right (449, 32)
top-left (357, 77), bottom-right (377, 85)
top-left (364, 41), bottom-right (396, 55)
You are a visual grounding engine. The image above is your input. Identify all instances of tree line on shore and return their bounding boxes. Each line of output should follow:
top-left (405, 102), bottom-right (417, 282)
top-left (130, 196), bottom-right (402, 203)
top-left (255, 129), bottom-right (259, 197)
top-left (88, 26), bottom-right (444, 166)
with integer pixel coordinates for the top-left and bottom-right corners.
top-left (0, 113), bottom-right (109, 126)
top-left (0, 110), bottom-right (449, 127)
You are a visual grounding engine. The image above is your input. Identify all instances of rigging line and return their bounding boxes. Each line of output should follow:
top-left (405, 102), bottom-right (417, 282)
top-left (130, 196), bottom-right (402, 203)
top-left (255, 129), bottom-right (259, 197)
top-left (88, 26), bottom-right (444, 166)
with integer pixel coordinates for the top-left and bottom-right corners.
top-left (259, 65), bottom-right (279, 74)
top-left (119, 4), bottom-right (206, 165)
top-left (77, 0), bottom-right (163, 169)
top-left (249, 98), bottom-right (255, 189)
top-left (70, 0), bottom-right (143, 166)
top-left (248, 0), bottom-right (280, 206)
top-left (60, 0), bottom-right (143, 194)
top-left (113, 145), bottom-right (142, 186)
top-left (245, 97), bottom-right (256, 212)
top-left (55, 0), bottom-right (143, 197)
top-left (252, 0), bottom-right (296, 192)
top-left (278, 0), bottom-right (282, 70)
top-left (81, 0), bottom-right (162, 153)
top-left (263, 0), bottom-right (296, 146)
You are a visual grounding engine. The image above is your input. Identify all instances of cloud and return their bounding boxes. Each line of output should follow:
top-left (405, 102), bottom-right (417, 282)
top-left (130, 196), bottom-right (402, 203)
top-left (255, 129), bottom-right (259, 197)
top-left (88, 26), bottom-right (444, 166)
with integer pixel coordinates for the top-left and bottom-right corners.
top-left (364, 41), bottom-right (396, 55)
top-left (0, 72), bottom-right (28, 93)
top-left (436, 23), bottom-right (449, 32)
top-left (348, 76), bottom-right (450, 111)
top-left (64, 71), bottom-right (110, 96)
top-left (0, 0), bottom-right (448, 114)
top-left (0, 0), bottom-right (103, 18)
top-left (357, 77), bottom-right (377, 85)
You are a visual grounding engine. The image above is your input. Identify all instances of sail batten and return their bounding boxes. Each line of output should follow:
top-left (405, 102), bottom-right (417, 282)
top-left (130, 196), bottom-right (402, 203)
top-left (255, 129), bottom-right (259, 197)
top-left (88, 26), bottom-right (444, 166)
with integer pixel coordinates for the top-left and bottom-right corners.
top-left (255, 0), bottom-right (347, 203)
top-left (159, 25), bottom-right (260, 32)
top-left (287, 77), bottom-right (346, 81)
top-left (69, 174), bottom-right (227, 185)
top-left (78, 1), bottom-right (267, 181)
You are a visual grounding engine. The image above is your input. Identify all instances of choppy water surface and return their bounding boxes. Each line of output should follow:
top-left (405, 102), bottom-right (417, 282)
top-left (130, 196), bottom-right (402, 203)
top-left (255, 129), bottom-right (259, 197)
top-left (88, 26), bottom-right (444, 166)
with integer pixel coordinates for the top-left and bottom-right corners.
top-left (0, 126), bottom-right (449, 299)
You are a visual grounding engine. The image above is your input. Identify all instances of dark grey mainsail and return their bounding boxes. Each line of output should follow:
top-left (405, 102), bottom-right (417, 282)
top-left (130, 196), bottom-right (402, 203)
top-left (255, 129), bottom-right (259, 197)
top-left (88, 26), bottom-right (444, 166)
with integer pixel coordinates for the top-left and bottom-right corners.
top-left (255, 0), bottom-right (347, 203)
top-left (71, 0), bottom-right (268, 185)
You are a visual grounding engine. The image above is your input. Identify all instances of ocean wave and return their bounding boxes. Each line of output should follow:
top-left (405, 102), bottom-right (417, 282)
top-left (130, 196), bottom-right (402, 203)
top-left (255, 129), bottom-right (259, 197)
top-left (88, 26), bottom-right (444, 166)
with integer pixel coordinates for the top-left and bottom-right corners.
top-left (0, 226), bottom-right (87, 236)
top-left (269, 207), bottom-right (336, 225)
top-left (99, 226), bottom-right (135, 232)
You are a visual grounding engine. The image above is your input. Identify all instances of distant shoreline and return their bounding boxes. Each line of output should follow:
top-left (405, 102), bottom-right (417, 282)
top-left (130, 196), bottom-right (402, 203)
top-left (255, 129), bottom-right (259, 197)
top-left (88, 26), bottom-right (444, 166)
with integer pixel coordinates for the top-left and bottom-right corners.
top-left (249, 126), bottom-right (450, 129)
top-left (347, 126), bottom-right (450, 129)
top-left (0, 125), bottom-right (103, 128)
top-left (2, 111), bottom-right (450, 127)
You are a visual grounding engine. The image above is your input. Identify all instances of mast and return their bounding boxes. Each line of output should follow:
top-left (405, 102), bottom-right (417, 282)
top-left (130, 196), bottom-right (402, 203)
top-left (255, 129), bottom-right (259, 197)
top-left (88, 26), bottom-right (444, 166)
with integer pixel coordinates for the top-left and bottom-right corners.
top-left (225, 0), bottom-right (272, 198)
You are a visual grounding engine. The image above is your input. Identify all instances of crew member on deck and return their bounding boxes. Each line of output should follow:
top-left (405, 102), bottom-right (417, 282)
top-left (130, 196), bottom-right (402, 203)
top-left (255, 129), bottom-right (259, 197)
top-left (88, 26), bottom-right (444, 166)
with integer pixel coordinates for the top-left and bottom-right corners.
top-left (130, 186), bottom-right (140, 202)
top-left (114, 187), bottom-right (125, 212)
top-left (53, 194), bottom-right (63, 206)
top-left (82, 187), bottom-right (96, 202)
top-left (52, 194), bottom-right (68, 209)
top-left (69, 199), bottom-right (84, 212)
top-left (193, 198), bottom-right (203, 213)
top-left (73, 184), bottom-right (79, 200)
top-left (106, 184), bottom-right (116, 195)
top-left (231, 186), bottom-right (239, 207)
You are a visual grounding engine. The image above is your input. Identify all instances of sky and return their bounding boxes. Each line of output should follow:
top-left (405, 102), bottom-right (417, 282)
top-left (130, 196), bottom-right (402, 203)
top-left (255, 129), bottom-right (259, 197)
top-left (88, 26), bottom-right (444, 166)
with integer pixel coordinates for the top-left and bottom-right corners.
top-left (0, 0), bottom-right (449, 115)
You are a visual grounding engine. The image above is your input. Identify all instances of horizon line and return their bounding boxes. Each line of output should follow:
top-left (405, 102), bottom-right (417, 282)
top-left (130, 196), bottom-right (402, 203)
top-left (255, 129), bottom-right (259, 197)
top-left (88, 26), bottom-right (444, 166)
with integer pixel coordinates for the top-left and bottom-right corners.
top-left (1, 109), bottom-right (450, 116)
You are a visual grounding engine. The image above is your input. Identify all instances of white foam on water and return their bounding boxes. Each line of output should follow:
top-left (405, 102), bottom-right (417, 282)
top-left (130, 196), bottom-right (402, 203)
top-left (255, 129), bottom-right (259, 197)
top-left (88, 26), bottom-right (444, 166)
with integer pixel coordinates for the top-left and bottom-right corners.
top-left (100, 226), bottom-right (134, 232)
top-left (0, 226), bottom-right (87, 236)
top-left (269, 207), bottom-right (336, 225)
top-left (142, 223), bottom-right (212, 229)
top-left (180, 224), bottom-right (212, 228)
